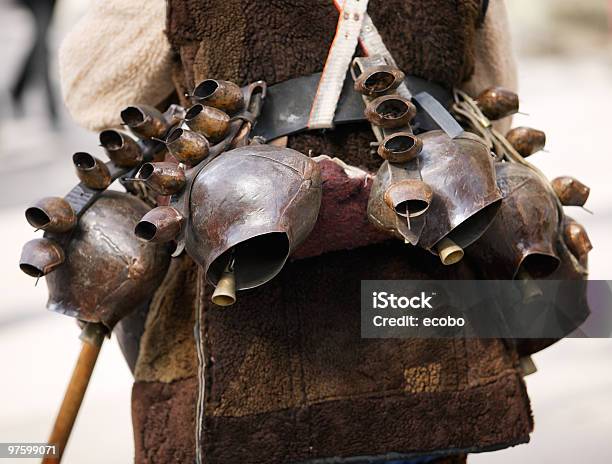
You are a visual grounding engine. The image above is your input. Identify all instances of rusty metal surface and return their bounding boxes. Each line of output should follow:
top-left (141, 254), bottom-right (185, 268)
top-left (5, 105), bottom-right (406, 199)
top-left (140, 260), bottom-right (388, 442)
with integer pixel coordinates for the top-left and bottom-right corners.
top-left (99, 130), bottom-right (143, 168)
top-left (185, 104), bottom-right (231, 143)
top-left (354, 65), bottom-right (405, 97)
top-left (136, 162), bottom-right (186, 196)
top-left (563, 216), bottom-right (592, 268)
top-left (25, 197), bottom-right (76, 233)
top-left (471, 162), bottom-right (560, 279)
top-left (184, 144), bottom-right (321, 290)
top-left (417, 130), bottom-right (502, 252)
top-left (192, 79), bottom-right (245, 114)
top-left (19, 237), bottom-right (65, 277)
top-left (165, 128), bottom-right (209, 166)
top-left (377, 132), bottom-right (423, 162)
top-left (551, 176), bottom-right (590, 206)
top-left (368, 161), bottom-right (427, 245)
top-left (45, 191), bottom-right (171, 329)
top-left (505, 127), bottom-right (546, 158)
top-left (476, 86), bottom-right (519, 120)
top-left (135, 206), bottom-right (183, 243)
top-left (73, 153), bottom-right (112, 190)
top-left (364, 95), bottom-right (416, 129)
top-left (120, 105), bottom-right (171, 139)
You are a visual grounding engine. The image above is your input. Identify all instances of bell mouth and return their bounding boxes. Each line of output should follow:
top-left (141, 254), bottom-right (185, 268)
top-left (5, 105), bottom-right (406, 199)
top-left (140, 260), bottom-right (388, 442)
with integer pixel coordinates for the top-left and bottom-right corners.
top-left (441, 198), bottom-right (501, 251)
top-left (364, 71), bottom-right (396, 94)
top-left (185, 104), bottom-right (204, 120)
top-left (20, 263), bottom-right (45, 278)
top-left (138, 163), bottom-right (155, 180)
top-left (208, 232), bottom-right (290, 290)
top-left (73, 152), bottom-right (96, 171)
top-left (376, 98), bottom-right (410, 120)
top-left (193, 80), bottom-right (219, 100)
top-left (25, 207), bottom-right (51, 229)
top-left (166, 128), bottom-right (184, 145)
top-left (515, 252), bottom-right (560, 279)
top-left (394, 199), bottom-right (429, 218)
top-left (120, 106), bottom-right (146, 126)
top-left (99, 130), bottom-right (124, 150)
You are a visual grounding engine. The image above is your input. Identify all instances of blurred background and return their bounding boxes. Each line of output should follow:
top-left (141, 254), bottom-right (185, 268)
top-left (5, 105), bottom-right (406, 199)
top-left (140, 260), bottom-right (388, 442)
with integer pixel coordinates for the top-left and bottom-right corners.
top-left (0, 0), bottom-right (610, 462)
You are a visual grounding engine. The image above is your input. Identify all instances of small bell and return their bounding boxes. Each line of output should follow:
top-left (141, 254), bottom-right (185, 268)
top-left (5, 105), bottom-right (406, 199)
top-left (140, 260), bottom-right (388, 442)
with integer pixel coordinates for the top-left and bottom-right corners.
top-left (506, 127), bottom-right (546, 157)
top-left (165, 128), bottom-right (209, 166)
top-left (185, 104), bottom-right (231, 143)
top-left (192, 79), bottom-right (244, 114)
top-left (136, 162), bottom-right (186, 196)
top-left (551, 176), bottom-right (590, 207)
top-left (476, 87), bottom-right (519, 120)
top-left (25, 197), bottom-right (76, 233)
top-left (73, 153), bottom-right (112, 190)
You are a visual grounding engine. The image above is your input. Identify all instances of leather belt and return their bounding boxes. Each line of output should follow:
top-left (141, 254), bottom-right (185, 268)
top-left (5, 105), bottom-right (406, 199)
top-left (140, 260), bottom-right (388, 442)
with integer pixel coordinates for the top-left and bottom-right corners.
top-left (251, 72), bottom-right (460, 142)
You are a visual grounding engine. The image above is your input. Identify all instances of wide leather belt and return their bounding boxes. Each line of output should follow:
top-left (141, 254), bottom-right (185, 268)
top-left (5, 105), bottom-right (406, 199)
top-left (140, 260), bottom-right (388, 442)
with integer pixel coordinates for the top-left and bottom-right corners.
top-left (251, 72), bottom-right (459, 142)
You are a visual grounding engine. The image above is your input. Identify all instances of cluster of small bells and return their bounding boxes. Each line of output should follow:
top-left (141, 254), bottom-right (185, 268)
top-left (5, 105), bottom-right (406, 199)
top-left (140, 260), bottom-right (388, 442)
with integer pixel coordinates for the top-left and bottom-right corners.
top-left (19, 78), bottom-right (254, 305)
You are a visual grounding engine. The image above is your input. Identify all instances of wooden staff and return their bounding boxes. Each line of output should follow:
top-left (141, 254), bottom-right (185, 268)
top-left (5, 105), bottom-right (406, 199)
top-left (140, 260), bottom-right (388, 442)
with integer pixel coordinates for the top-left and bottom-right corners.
top-left (42, 323), bottom-right (106, 463)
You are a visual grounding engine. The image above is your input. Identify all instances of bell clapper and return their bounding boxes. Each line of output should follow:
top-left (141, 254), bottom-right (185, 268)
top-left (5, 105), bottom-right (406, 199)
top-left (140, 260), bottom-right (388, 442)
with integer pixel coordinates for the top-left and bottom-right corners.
top-left (436, 237), bottom-right (464, 266)
top-left (211, 256), bottom-right (237, 307)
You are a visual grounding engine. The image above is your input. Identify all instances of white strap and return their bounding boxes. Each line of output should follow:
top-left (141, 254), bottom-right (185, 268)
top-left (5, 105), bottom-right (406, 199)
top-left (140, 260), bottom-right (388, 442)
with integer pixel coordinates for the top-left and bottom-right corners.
top-left (308, 0), bottom-right (369, 130)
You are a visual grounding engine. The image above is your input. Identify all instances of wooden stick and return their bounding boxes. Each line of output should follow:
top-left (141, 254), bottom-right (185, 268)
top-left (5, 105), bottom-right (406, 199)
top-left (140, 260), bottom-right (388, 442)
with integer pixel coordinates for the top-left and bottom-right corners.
top-left (42, 323), bottom-right (105, 463)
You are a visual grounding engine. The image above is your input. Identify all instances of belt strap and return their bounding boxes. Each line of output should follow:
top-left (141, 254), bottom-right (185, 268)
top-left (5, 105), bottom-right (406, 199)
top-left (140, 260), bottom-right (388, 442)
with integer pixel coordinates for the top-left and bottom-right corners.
top-left (308, 0), bottom-right (369, 129)
top-left (251, 73), bottom-right (456, 142)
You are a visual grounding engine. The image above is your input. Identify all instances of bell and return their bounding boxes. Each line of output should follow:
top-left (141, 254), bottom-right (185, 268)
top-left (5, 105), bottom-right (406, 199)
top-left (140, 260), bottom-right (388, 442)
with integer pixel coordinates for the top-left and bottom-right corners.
top-left (563, 216), bottom-right (592, 267)
top-left (353, 65), bottom-right (405, 97)
top-left (364, 95), bottom-right (416, 129)
top-left (551, 176), bottom-right (590, 206)
top-left (377, 132), bottom-right (423, 163)
top-left (368, 161), bottom-right (432, 245)
top-left (416, 131), bottom-right (502, 264)
top-left (469, 162), bottom-right (560, 279)
top-left (99, 130), bottom-right (143, 168)
top-left (73, 152), bottom-right (112, 190)
top-left (476, 87), bottom-right (519, 120)
top-left (120, 105), bottom-right (170, 139)
top-left (505, 127), bottom-right (546, 157)
top-left (44, 192), bottom-right (171, 329)
top-left (181, 144), bottom-right (322, 291)
top-left (136, 162), bottom-right (186, 195)
top-left (19, 237), bottom-right (65, 277)
top-left (185, 104), bottom-right (231, 143)
top-left (165, 128), bottom-right (209, 166)
top-left (25, 197), bottom-right (76, 233)
top-left (135, 206), bottom-right (183, 242)
top-left (192, 79), bottom-right (244, 114)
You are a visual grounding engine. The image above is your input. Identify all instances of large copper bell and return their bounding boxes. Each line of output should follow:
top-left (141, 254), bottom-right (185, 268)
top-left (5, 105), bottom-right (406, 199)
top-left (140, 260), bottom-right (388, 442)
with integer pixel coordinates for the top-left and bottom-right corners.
top-left (187, 144), bottom-right (321, 290)
top-left (369, 131), bottom-right (501, 264)
top-left (471, 162), bottom-right (561, 279)
top-left (420, 131), bottom-right (502, 263)
top-left (45, 192), bottom-right (171, 329)
top-left (137, 144), bottom-right (322, 297)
